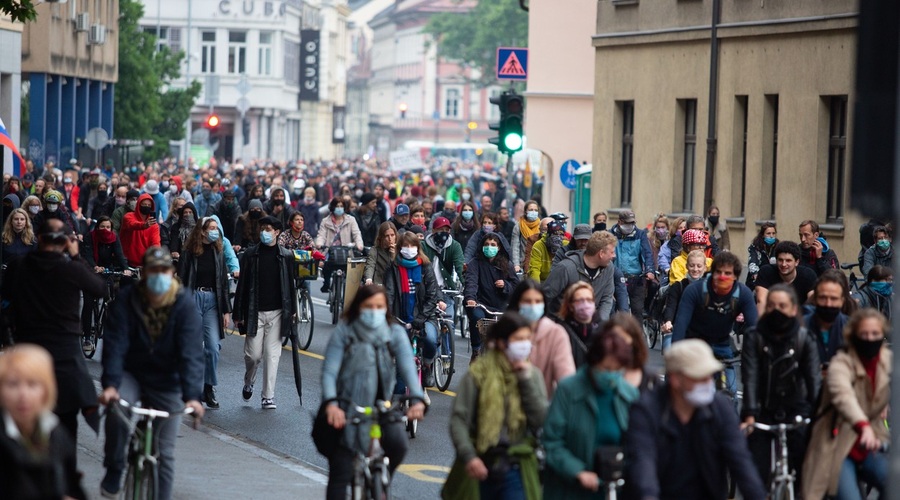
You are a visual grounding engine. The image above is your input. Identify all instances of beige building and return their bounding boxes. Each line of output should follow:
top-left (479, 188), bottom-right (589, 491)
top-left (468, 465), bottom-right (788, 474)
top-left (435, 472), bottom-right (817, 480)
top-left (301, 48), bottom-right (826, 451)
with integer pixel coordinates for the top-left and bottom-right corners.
top-left (525, 0), bottom-right (597, 217)
top-left (591, 0), bottom-right (861, 265)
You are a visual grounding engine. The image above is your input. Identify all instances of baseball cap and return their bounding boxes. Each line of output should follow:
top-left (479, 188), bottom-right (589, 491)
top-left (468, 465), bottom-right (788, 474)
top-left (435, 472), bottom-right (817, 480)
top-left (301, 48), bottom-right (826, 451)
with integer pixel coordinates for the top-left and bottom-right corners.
top-left (143, 246), bottom-right (175, 269)
top-left (618, 210), bottom-right (636, 224)
top-left (549, 212), bottom-right (569, 222)
top-left (395, 204), bottom-right (410, 216)
top-left (665, 339), bottom-right (724, 379)
top-left (409, 225), bottom-right (425, 236)
top-left (573, 224), bottom-right (592, 240)
top-left (22, 173), bottom-right (34, 183)
top-left (432, 217), bottom-right (451, 230)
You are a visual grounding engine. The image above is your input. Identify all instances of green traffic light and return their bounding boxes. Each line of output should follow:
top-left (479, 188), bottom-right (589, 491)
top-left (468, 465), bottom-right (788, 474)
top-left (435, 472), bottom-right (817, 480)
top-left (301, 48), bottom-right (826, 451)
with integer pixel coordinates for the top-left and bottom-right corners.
top-left (504, 133), bottom-right (523, 151)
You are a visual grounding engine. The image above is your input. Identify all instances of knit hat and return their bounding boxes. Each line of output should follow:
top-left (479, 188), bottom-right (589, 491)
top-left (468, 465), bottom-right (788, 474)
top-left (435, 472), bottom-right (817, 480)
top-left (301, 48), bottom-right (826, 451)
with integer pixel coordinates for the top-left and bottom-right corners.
top-left (44, 190), bottom-right (63, 203)
top-left (249, 199), bottom-right (264, 211)
top-left (360, 193), bottom-right (377, 205)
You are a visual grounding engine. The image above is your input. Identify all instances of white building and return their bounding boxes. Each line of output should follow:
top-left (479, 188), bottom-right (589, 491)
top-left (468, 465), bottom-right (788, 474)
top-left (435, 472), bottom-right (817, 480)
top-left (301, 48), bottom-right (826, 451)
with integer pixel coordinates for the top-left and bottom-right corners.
top-left (0, 14), bottom-right (22, 173)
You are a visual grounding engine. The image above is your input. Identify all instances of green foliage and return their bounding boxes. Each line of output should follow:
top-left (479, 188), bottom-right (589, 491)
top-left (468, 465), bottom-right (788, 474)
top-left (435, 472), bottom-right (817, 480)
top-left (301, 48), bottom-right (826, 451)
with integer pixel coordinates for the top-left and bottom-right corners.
top-left (424, 0), bottom-right (528, 87)
top-left (114, 0), bottom-right (200, 160)
top-left (0, 0), bottom-right (37, 23)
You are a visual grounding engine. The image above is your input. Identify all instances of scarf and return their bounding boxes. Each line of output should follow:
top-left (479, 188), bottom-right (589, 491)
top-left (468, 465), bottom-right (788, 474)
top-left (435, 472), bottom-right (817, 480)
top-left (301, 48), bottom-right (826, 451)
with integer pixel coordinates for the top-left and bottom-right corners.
top-left (91, 229), bottom-right (117, 264)
top-left (458, 219), bottom-right (475, 232)
top-left (179, 219), bottom-right (196, 245)
top-left (138, 279), bottom-right (182, 343)
top-left (518, 217), bottom-right (540, 240)
top-left (398, 257), bottom-right (422, 323)
top-left (469, 349), bottom-right (526, 454)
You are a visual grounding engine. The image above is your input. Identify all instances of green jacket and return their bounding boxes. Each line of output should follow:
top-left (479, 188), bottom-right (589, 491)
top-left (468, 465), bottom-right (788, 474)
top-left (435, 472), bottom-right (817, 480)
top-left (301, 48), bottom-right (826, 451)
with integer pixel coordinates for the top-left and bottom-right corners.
top-left (527, 236), bottom-right (568, 283)
top-left (422, 232), bottom-right (465, 290)
top-left (111, 205), bottom-right (132, 232)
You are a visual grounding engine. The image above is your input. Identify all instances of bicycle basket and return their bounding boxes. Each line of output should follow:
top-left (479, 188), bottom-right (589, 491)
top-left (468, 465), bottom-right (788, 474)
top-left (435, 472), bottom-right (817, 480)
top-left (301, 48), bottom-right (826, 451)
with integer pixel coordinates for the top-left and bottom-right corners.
top-left (327, 246), bottom-right (352, 267)
top-left (293, 250), bottom-right (320, 280)
top-left (476, 317), bottom-right (498, 344)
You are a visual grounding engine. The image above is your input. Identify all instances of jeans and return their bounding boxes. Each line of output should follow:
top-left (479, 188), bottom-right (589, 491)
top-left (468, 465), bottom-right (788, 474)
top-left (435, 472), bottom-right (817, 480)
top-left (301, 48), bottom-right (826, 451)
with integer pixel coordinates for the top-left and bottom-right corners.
top-left (467, 306), bottom-right (487, 350)
top-left (104, 372), bottom-right (183, 500)
top-left (392, 321), bottom-right (437, 394)
top-left (243, 310), bottom-right (284, 400)
top-left (625, 275), bottom-right (647, 319)
top-left (836, 453), bottom-right (887, 500)
top-left (325, 418), bottom-right (408, 500)
top-left (662, 333), bottom-right (672, 351)
top-left (194, 290), bottom-right (221, 386)
top-left (479, 466), bottom-right (526, 500)
top-left (710, 341), bottom-right (737, 397)
top-left (442, 292), bottom-right (456, 328)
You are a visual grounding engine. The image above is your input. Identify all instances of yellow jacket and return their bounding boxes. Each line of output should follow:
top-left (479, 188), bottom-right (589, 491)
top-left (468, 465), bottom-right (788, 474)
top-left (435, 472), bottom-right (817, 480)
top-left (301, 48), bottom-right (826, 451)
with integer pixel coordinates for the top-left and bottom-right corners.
top-left (528, 238), bottom-right (568, 283)
top-left (669, 252), bottom-right (712, 283)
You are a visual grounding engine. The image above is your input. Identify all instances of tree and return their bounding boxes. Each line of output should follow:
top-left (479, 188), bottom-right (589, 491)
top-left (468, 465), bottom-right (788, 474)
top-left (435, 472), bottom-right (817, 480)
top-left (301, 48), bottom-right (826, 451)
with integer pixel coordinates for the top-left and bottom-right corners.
top-left (114, 0), bottom-right (200, 160)
top-left (0, 0), bottom-right (37, 22)
top-left (424, 0), bottom-right (528, 88)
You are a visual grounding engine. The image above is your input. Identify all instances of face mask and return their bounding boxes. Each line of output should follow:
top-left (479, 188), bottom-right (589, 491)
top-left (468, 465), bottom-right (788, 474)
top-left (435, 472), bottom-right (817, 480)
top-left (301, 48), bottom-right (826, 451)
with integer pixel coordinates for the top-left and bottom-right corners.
top-left (443, 209), bottom-right (455, 218)
top-left (90, 180), bottom-right (100, 188)
top-left (433, 232), bottom-right (450, 247)
top-left (63, 178), bottom-right (73, 184)
top-left (182, 215), bottom-right (194, 223)
top-left (876, 240), bottom-right (891, 251)
top-left (712, 275), bottom-right (735, 296)
top-left (483, 224), bottom-right (494, 233)
top-left (655, 228), bottom-right (669, 239)
top-left (206, 231), bottom-right (220, 243)
top-left (593, 222), bottom-right (607, 232)
top-left (684, 379), bottom-right (716, 407)
top-left (708, 216), bottom-right (720, 226)
top-left (169, 185), bottom-right (178, 194)
top-left (115, 196), bottom-right (126, 206)
top-left (305, 196), bottom-right (315, 203)
top-left (400, 247), bottom-right (418, 260)
top-left (764, 236), bottom-right (777, 245)
top-left (249, 210), bottom-right (263, 220)
top-left (762, 308), bottom-right (796, 334)
top-left (140, 205), bottom-right (154, 215)
top-left (202, 189), bottom-right (211, 197)
top-left (461, 193), bottom-right (471, 201)
top-left (549, 234), bottom-right (564, 248)
top-left (852, 336), bottom-right (883, 360)
top-left (28, 205), bottom-right (40, 215)
top-left (870, 281), bottom-right (893, 297)
top-left (526, 211), bottom-right (539, 222)
top-left (505, 340), bottom-right (532, 363)
top-left (355, 189), bottom-right (363, 198)
top-left (619, 223), bottom-right (634, 234)
top-left (815, 305), bottom-right (841, 323)
top-left (146, 273), bottom-right (172, 295)
top-left (519, 303), bottom-right (544, 323)
top-left (358, 308), bottom-right (387, 329)
top-left (574, 301), bottom-right (595, 322)
top-left (98, 191), bottom-right (108, 200)
top-left (273, 199), bottom-right (285, 206)
top-left (461, 210), bottom-right (474, 221)
top-left (453, 183), bottom-right (461, 190)
top-left (47, 203), bottom-right (59, 212)
top-left (260, 230), bottom-right (275, 246)
top-left (333, 207), bottom-right (345, 217)
top-left (127, 200), bottom-right (137, 210)
top-left (412, 216), bottom-right (426, 226)
top-left (483, 246), bottom-right (499, 258)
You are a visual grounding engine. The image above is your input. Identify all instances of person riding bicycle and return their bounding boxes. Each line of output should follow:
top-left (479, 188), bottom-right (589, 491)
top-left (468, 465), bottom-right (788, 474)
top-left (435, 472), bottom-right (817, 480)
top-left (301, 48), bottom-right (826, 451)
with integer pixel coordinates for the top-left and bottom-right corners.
top-left (856, 265), bottom-right (892, 320)
top-left (119, 193), bottom-right (161, 268)
top-left (364, 221), bottom-right (398, 286)
top-left (804, 270), bottom-right (852, 367)
top-left (464, 232), bottom-right (520, 357)
top-left (1, 207), bottom-right (36, 265)
top-left (661, 250), bottom-right (708, 351)
top-left (552, 282), bottom-right (603, 369)
top-left (668, 229), bottom-right (711, 283)
top-left (740, 284), bottom-right (821, 490)
top-left (422, 216), bottom-right (464, 321)
top-left (315, 197), bottom-right (363, 293)
top-left (463, 211), bottom-right (502, 263)
top-left (383, 232), bottom-right (441, 388)
top-left (98, 246), bottom-right (205, 500)
top-left (320, 285), bottom-right (426, 500)
top-left (510, 200), bottom-right (543, 273)
top-left (527, 220), bottom-right (567, 283)
top-left (81, 216), bottom-right (131, 347)
top-left (611, 209), bottom-right (655, 320)
top-left (746, 222), bottom-right (778, 289)
top-left (861, 225), bottom-right (892, 277)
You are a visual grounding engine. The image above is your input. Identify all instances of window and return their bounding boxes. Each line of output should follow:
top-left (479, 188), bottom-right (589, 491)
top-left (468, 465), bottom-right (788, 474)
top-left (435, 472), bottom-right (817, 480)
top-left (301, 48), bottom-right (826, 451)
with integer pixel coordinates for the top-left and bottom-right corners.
top-left (259, 32), bottom-right (273, 76)
top-left (679, 99), bottom-right (698, 212)
top-left (143, 26), bottom-right (182, 53)
top-left (732, 96), bottom-right (749, 216)
top-left (284, 40), bottom-right (300, 86)
top-left (201, 31), bottom-right (216, 73)
top-left (763, 95), bottom-right (779, 219)
top-left (826, 95), bottom-right (848, 221)
top-left (228, 31), bottom-right (247, 74)
top-left (619, 101), bottom-right (635, 206)
top-left (444, 88), bottom-right (461, 119)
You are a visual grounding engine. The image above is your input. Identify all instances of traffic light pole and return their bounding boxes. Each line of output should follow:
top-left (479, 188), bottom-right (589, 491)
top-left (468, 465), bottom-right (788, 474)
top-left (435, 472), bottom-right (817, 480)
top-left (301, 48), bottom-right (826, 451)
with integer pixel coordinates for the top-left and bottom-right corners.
top-left (506, 153), bottom-right (515, 214)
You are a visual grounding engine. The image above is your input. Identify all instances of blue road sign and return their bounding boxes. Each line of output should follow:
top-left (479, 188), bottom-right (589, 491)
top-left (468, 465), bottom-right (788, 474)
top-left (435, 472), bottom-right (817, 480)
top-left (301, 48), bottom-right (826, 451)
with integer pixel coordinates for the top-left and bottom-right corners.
top-left (497, 48), bottom-right (528, 81)
top-left (560, 159), bottom-right (579, 189)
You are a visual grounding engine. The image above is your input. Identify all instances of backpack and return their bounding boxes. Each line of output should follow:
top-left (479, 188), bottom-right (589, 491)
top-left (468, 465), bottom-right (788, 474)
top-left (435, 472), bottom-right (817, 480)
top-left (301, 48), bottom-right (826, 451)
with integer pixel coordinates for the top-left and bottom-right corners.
top-left (701, 279), bottom-right (741, 318)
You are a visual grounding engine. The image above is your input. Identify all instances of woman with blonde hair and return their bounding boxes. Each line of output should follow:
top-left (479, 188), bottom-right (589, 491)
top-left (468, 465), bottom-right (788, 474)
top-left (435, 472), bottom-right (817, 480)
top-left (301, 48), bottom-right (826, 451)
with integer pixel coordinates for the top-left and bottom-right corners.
top-left (21, 195), bottom-right (42, 221)
top-left (0, 344), bottom-right (85, 499)
top-left (2, 207), bottom-right (36, 264)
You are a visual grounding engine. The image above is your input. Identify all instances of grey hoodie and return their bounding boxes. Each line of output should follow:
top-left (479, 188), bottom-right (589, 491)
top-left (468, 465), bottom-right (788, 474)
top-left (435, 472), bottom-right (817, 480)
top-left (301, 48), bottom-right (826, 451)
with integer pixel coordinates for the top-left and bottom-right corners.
top-left (542, 249), bottom-right (615, 320)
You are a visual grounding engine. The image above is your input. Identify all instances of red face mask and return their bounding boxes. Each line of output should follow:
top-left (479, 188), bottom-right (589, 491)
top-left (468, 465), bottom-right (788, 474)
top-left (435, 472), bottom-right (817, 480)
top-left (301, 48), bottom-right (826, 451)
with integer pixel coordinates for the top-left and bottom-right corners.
top-left (713, 274), bottom-right (735, 295)
top-left (412, 215), bottom-right (426, 226)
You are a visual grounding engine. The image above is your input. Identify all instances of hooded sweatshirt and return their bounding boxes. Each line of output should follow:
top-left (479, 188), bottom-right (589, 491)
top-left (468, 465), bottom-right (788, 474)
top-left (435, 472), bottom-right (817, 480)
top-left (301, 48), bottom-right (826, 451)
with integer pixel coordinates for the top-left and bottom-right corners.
top-left (120, 193), bottom-right (161, 267)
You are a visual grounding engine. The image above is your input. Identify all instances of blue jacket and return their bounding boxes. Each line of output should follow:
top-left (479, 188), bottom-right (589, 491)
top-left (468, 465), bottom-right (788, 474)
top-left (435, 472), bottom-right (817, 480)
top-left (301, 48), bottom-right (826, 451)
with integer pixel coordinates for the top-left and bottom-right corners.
top-left (672, 276), bottom-right (757, 345)
top-left (194, 192), bottom-right (221, 218)
top-left (148, 191), bottom-right (169, 221)
top-left (100, 284), bottom-right (204, 402)
top-left (612, 225), bottom-right (654, 276)
top-left (208, 214), bottom-right (240, 273)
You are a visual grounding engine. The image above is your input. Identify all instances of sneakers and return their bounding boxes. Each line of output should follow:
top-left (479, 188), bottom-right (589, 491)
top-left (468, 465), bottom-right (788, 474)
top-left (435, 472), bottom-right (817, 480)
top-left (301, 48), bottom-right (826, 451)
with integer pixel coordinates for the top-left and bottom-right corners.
top-left (100, 469), bottom-right (122, 498)
top-left (261, 398), bottom-right (277, 410)
top-left (423, 390), bottom-right (431, 406)
top-left (423, 366), bottom-right (436, 388)
top-left (203, 384), bottom-right (219, 409)
top-left (242, 384), bottom-right (253, 401)
top-left (320, 280), bottom-right (330, 293)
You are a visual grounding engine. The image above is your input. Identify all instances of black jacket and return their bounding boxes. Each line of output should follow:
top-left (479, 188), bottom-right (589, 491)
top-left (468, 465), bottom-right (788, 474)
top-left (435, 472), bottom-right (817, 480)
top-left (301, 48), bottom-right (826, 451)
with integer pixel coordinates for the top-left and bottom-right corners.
top-left (740, 322), bottom-right (821, 421)
top-left (82, 233), bottom-right (128, 270)
top-left (624, 384), bottom-right (767, 500)
top-left (233, 244), bottom-right (296, 338)
top-left (464, 232), bottom-right (519, 311)
top-left (552, 312), bottom-right (602, 369)
top-left (0, 413), bottom-right (85, 499)
top-left (384, 259), bottom-right (440, 330)
top-left (101, 284), bottom-right (205, 402)
top-left (356, 209), bottom-right (381, 248)
top-left (178, 245), bottom-right (232, 338)
top-left (209, 199), bottom-right (242, 242)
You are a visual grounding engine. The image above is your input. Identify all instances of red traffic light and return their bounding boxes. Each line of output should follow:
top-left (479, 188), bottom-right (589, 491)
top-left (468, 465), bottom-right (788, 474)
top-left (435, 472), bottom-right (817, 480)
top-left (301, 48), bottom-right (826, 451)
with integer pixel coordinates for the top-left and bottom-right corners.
top-left (205, 114), bottom-right (220, 129)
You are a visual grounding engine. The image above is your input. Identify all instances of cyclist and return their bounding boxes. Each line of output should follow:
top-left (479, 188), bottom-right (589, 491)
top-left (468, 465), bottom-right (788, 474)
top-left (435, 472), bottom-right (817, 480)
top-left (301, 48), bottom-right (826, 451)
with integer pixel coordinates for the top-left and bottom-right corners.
top-left (296, 186), bottom-right (323, 240)
top-left (234, 216), bottom-right (296, 410)
top-left (277, 211), bottom-right (315, 251)
top-left (364, 222), bottom-right (398, 286)
top-left (802, 309), bottom-right (890, 499)
top-left (527, 220), bottom-right (567, 283)
top-left (856, 265), bottom-right (892, 319)
top-left (543, 231), bottom-right (618, 319)
top-left (158, 197), bottom-right (186, 251)
top-left (383, 232), bottom-right (440, 388)
top-left (656, 216), bottom-right (686, 276)
top-left (746, 222), bottom-right (778, 289)
top-left (553, 282), bottom-right (603, 368)
top-left (119, 193), bottom-right (161, 268)
top-left (1, 207), bottom-right (36, 265)
top-left (463, 211), bottom-right (503, 263)
top-left (510, 200), bottom-right (542, 273)
top-left (355, 193), bottom-right (382, 247)
top-left (234, 199), bottom-right (265, 251)
top-left (452, 201), bottom-right (480, 254)
top-left (81, 216), bottom-right (131, 348)
top-left (98, 246), bottom-right (205, 500)
top-left (705, 205), bottom-right (730, 252)
top-left (798, 219), bottom-right (839, 276)
top-left (752, 241), bottom-right (817, 317)
top-left (445, 312), bottom-right (547, 499)
top-left (804, 270), bottom-right (852, 367)
top-left (741, 284), bottom-right (820, 489)
top-left (861, 225), bottom-right (892, 276)
top-left (315, 197), bottom-right (363, 293)
top-left (611, 209), bottom-right (655, 320)
top-left (422, 216), bottom-right (464, 323)
top-left (464, 232), bottom-right (520, 357)
top-left (661, 250), bottom-right (708, 350)
top-left (166, 201), bottom-right (198, 261)
top-left (668, 229), bottom-right (711, 283)
top-left (320, 285), bottom-right (425, 500)
top-left (110, 189), bottom-right (138, 233)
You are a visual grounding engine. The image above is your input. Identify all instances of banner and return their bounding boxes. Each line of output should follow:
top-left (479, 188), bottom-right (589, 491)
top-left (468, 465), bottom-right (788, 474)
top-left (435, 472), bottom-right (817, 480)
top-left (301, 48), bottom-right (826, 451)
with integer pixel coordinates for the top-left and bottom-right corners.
top-left (300, 30), bottom-right (320, 101)
top-left (389, 150), bottom-right (424, 172)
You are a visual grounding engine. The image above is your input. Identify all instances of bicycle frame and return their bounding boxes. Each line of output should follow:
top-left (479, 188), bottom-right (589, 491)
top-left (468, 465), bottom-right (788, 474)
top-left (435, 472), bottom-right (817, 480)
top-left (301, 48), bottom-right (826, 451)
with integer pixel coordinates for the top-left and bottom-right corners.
top-left (753, 417), bottom-right (809, 500)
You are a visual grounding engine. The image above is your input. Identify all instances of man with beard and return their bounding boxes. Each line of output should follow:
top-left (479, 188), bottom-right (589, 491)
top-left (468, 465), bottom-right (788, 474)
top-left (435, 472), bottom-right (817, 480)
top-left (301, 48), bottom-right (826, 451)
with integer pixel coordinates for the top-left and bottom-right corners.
top-left (527, 220), bottom-right (567, 283)
top-left (752, 241), bottom-right (817, 317)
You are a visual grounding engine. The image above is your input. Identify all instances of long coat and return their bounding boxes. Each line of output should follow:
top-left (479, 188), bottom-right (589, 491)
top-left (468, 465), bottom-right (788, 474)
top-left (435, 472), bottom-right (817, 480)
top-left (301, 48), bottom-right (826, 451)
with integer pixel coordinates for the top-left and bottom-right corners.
top-left (802, 347), bottom-right (892, 498)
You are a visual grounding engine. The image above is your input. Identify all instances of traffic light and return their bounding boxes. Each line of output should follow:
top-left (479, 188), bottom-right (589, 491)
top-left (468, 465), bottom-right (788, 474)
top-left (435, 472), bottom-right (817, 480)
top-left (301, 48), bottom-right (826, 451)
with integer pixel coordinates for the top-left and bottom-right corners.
top-left (489, 90), bottom-right (525, 154)
top-left (205, 113), bottom-right (221, 133)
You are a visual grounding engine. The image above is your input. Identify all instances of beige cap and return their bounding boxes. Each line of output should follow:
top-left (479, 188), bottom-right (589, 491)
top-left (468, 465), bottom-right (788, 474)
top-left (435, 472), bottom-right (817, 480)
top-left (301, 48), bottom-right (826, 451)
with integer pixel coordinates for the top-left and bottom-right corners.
top-left (665, 339), bottom-right (724, 379)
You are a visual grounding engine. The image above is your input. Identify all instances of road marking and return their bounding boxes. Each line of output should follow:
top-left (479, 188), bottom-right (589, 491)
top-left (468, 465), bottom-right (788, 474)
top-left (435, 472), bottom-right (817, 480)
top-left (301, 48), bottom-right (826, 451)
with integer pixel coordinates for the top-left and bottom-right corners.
top-left (396, 464), bottom-right (450, 483)
top-left (429, 387), bottom-right (456, 398)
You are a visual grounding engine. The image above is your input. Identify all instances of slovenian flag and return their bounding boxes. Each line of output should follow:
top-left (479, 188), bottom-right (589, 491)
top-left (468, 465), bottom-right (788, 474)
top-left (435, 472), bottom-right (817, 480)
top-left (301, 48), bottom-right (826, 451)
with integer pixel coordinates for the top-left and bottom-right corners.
top-left (0, 117), bottom-right (24, 177)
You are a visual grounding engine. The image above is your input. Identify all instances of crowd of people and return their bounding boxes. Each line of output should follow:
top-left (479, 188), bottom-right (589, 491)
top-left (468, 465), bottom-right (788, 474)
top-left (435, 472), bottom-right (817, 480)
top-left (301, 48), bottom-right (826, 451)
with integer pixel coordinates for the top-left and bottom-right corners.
top-left (0, 156), bottom-right (893, 500)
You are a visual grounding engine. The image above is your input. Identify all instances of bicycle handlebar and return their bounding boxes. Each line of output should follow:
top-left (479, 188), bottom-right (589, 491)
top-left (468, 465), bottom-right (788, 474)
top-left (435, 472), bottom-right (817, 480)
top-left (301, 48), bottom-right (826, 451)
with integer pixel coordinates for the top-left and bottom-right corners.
top-left (841, 262), bottom-right (860, 270)
top-left (465, 303), bottom-right (504, 317)
top-left (115, 398), bottom-right (195, 419)
top-left (753, 417), bottom-right (810, 433)
top-left (716, 357), bottom-right (742, 367)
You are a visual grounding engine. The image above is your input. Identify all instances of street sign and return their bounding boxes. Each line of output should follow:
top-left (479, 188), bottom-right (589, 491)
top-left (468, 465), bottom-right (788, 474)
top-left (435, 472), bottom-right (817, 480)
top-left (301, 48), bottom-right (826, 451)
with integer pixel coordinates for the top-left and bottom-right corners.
top-left (497, 47), bottom-right (528, 81)
top-left (560, 159), bottom-right (579, 189)
top-left (236, 97), bottom-right (250, 115)
top-left (85, 127), bottom-right (109, 151)
top-left (236, 74), bottom-right (252, 96)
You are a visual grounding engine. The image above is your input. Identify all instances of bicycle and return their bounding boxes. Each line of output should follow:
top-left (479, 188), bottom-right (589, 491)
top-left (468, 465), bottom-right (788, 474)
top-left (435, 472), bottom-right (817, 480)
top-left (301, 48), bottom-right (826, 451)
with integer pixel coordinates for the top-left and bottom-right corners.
top-left (440, 287), bottom-right (468, 339)
top-left (842, 262), bottom-right (863, 296)
top-left (467, 303), bottom-right (504, 351)
top-left (434, 309), bottom-right (456, 392)
top-left (396, 319), bottom-right (424, 439)
top-left (282, 251), bottom-right (319, 351)
top-left (324, 246), bottom-right (355, 325)
top-left (108, 398), bottom-right (196, 500)
top-left (751, 416), bottom-right (810, 500)
top-left (83, 269), bottom-right (133, 359)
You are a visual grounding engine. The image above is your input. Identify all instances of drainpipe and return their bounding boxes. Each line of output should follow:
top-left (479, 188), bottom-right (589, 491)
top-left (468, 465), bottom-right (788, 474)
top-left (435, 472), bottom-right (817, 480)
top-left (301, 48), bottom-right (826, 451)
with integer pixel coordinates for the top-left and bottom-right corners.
top-left (702, 0), bottom-right (721, 213)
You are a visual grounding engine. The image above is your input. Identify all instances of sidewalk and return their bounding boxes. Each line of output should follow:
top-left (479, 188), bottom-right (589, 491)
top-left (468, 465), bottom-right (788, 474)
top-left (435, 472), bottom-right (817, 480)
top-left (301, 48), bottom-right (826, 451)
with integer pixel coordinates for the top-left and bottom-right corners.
top-left (76, 416), bottom-right (328, 500)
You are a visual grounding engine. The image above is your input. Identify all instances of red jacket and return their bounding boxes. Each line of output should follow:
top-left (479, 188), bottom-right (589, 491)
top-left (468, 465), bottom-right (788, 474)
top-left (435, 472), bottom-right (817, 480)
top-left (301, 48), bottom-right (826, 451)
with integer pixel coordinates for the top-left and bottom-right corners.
top-left (120, 193), bottom-right (161, 267)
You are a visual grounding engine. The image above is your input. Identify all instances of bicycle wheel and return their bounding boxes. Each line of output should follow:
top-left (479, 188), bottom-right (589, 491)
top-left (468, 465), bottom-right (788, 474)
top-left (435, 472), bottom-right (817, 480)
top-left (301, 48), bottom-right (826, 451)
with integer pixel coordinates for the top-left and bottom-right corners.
top-left (290, 329), bottom-right (303, 403)
top-left (332, 274), bottom-right (343, 325)
top-left (435, 325), bottom-right (455, 392)
top-left (373, 467), bottom-right (390, 500)
top-left (457, 307), bottom-right (468, 338)
top-left (642, 317), bottom-right (659, 349)
top-left (294, 289), bottom-right (314, 350)
top-left (770, 481), bottom-right (792, 500)
top-left (125, 459), bottom-right (158, 500)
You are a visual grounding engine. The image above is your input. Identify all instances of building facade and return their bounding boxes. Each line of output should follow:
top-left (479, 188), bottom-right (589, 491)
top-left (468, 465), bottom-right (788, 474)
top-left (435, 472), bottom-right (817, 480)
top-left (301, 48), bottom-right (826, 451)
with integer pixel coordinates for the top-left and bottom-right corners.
top-left (22, 0), bottom-right (119, 168)
top-left (591, 0), bottom-right (861, 265)
top-left (0, 13), bottom-right (22, 174)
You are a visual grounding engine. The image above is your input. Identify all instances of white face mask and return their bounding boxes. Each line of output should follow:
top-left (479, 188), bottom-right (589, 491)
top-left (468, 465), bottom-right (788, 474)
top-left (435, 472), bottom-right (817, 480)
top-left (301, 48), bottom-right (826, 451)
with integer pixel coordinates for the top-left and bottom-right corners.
top-left (400, 247), bottom-right (418, 260)
top-left (505, 340), bottom-right (532, 363)
top-left (683, 379), bottom-right (716, 407)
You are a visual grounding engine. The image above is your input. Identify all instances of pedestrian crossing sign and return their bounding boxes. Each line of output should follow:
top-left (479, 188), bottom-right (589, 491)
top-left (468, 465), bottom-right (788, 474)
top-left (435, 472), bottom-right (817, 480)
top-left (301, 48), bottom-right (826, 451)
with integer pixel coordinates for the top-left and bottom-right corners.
top-left (497, 47), bottom-right (528, 81)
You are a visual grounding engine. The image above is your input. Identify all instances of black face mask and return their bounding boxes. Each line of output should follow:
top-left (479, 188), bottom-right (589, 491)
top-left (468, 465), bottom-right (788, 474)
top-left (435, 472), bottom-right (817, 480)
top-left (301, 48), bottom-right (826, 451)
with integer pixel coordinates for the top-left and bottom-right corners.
top-left (139, 205), bottom-right (154, 215)
top-left (249, 210), bottom-right (263, 220)
top-left (815, 305), bottom-right (841, 323)
top-left (443, 210), bottom-right (455, 219)
top-left (433, 232), bottom-right (450, 247)
top-left (852, 336), bottom-right (883, 360)
top-left (273, 199), bottom-right (285, 206)
top-left (593, 222), bottom-right (607, 233)
top-left (761, 309), bottom-right (796, 335)
top-left (709, 216), bottom-right (720, 226)
top-left (98, 191), bottom-right (108, 201)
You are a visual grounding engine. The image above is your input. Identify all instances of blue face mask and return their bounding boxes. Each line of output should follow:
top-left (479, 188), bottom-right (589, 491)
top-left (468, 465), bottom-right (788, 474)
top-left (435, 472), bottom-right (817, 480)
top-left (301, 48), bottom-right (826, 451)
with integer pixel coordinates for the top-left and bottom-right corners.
top-left (870, 281), bottom-right (893, 297)
top-left (358, 308), bottom-right (387, 329)
top-left (764, 237), bottom-right (776, 245)
top-left (333, 207), bottom-right (345, 217)
top-left (519, 303), bottom-right (544, 323)
top-left (207, 230), bottom-right (220, 243)
top-left (260, 230), bottom-right (275, 246)
top-left (146, 273), bottom-right (172, 295)
top-left (483, 246), bottom-right (499, 258)
top-left (461, 210), bottom-right (474, 221)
